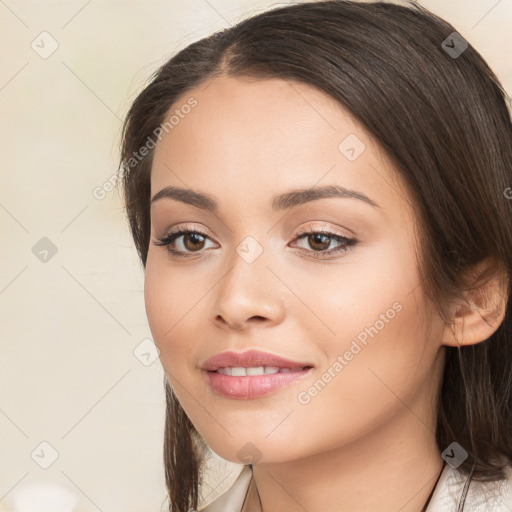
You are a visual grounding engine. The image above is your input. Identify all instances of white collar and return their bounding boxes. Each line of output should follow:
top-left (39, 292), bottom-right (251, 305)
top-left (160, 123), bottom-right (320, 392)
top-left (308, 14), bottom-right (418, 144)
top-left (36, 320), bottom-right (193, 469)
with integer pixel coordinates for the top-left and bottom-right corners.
top-left (196, 449), bottom-right (512, 512)
top-left (196, 448), bottom-right (247, 511)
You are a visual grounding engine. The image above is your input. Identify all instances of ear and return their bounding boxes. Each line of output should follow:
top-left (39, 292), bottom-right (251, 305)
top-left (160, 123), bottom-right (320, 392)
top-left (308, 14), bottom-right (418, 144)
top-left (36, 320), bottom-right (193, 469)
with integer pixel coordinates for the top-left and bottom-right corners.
top-left (442, 259), bottom-right (509, 347)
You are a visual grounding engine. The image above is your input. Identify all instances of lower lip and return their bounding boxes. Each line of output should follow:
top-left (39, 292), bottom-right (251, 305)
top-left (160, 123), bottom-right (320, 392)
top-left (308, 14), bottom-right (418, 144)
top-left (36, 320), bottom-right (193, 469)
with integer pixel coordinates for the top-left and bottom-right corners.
top-left (203, 368), bottom-right (314, 399)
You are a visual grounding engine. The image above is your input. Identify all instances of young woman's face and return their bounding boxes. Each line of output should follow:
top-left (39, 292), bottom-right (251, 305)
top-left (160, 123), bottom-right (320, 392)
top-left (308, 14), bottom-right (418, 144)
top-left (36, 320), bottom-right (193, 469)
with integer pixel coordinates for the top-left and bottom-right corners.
top-left (145, 75), bottom-right (446, 464)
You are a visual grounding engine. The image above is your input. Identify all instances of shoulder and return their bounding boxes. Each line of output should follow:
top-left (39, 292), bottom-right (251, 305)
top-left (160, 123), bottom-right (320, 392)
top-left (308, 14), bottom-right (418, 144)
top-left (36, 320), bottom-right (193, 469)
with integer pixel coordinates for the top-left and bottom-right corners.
top-left (428, 458), bottom-right (512, 511)
top-left (193, 451), bottom-right (512, 511)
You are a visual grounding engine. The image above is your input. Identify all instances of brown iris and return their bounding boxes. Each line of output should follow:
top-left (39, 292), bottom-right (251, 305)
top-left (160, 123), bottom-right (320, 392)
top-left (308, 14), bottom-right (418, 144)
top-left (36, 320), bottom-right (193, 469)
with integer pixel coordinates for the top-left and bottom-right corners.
top-left (306, 233), bottom-right (331, 251)
top-left (183, 233), bottom-right (206, 251)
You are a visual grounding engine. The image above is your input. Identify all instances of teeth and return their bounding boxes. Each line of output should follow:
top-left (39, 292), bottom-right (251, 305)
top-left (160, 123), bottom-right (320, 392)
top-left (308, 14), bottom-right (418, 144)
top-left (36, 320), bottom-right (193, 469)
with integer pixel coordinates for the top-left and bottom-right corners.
top-left (216, 366), bottom-right (303, 376)
top-left (247, 366), bottom-right (265, 376)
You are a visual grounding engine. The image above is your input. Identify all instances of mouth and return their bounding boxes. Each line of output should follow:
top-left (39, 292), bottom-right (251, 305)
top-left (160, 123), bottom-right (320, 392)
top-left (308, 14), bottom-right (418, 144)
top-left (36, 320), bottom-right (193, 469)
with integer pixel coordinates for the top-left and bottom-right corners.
top-left (211, 365), bottom-right (313, 376)
top-left (200, 349), bottom-right (315, 398)
top-left (202, 364), bottom-right (314, 399)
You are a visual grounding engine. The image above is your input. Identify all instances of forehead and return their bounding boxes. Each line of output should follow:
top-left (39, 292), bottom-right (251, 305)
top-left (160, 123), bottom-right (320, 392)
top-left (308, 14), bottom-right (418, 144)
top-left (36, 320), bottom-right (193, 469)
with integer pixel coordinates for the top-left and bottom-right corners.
top-left (150, 75), bottom-right (409, 220)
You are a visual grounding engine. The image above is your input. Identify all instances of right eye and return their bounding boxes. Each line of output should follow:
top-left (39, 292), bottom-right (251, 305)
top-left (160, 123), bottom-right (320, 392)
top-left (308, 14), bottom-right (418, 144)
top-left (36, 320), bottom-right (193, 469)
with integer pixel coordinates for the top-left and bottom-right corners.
top-left (154, 226), bottom-right (217, 258)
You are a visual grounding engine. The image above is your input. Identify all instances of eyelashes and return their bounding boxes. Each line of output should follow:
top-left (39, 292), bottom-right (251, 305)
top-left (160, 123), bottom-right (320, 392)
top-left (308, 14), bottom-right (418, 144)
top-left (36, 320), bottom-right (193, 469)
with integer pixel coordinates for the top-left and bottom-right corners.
top-left (154, 224), bottom-right (358, 260)
top-left (154, 226), bottom-right (214, 258)
top-left (292, 228), bottom-right (357, 259)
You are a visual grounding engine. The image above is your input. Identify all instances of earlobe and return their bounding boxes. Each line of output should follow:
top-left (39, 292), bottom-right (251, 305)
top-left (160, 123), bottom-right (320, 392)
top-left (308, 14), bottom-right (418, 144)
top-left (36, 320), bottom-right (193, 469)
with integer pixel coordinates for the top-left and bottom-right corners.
top-left (441, 262), bottom-right (509, 348)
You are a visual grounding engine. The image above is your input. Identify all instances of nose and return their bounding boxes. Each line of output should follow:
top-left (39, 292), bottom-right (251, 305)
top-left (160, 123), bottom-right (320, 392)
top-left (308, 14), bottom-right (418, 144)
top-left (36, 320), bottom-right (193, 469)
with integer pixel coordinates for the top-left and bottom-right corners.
top-left (213, 242), bottom-right (286, 332)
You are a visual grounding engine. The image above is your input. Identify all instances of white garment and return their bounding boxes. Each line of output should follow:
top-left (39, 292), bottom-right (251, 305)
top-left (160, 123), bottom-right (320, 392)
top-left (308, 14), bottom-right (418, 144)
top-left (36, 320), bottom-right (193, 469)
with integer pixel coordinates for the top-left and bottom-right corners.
top-left (194, 447), bottom-right (512, 512)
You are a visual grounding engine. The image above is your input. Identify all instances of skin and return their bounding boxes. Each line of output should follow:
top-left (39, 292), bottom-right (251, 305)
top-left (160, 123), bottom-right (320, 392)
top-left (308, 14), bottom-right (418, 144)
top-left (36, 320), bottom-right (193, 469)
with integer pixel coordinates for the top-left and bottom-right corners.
top-left (144, 75), bottom-right (506, 511)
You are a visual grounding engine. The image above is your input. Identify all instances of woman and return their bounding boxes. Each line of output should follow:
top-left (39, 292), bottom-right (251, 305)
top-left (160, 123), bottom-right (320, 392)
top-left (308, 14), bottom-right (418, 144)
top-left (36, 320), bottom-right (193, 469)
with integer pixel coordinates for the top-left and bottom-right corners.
top-left (118, 1), bottom-right (512, 510)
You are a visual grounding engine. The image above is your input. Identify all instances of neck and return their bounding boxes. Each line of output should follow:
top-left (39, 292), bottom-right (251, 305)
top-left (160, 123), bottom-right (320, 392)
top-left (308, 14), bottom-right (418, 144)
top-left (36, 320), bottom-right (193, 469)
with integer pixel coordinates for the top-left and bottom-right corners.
top-left (251, 408), bottom-right (444, 512)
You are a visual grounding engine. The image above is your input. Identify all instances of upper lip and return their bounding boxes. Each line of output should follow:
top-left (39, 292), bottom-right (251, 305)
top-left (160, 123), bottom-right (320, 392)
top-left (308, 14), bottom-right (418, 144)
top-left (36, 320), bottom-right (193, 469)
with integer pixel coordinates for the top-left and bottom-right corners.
top-left (201, 349), bottom-right (314, 371)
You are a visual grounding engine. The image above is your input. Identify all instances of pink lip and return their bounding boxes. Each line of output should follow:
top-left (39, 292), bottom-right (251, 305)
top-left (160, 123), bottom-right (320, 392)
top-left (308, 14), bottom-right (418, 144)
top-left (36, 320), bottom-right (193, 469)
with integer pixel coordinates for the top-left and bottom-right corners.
top-left (200, 349), bottom-right (313, 371)
top-left (200, 349), bottom-right (314, 399)
top-left (203, 367), bottom-right (314, 399)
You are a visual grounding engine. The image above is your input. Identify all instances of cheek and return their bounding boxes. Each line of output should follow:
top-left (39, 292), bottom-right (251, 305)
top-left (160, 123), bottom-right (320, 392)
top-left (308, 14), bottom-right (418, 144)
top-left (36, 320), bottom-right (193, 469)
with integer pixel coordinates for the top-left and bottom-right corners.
top-left (295, 287), bottom-right (434, 455)
top-left (291, 235), bottom-right (421, 353)
top-left (143, 252), bottom-right (189, 365)
top-left (144, 250), bottom-right (215, 375)
top-left (273, 241), bottom-right (435, 437)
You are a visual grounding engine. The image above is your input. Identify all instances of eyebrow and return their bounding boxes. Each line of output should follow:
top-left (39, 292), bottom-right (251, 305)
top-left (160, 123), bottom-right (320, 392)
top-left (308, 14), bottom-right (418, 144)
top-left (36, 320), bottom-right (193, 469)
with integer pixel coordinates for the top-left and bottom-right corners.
top-left (150, 184), bottom-right (380, 212)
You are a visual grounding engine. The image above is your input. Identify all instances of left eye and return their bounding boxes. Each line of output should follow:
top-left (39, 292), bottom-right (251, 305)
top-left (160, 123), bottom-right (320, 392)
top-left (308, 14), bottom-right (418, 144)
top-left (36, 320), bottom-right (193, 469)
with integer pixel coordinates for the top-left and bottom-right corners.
top-left (293, 231), bottom-right (353, 252)
top-left (290, 230), bottom-right (357, 258)
top-left (154, 228), bottom-right (357, 259)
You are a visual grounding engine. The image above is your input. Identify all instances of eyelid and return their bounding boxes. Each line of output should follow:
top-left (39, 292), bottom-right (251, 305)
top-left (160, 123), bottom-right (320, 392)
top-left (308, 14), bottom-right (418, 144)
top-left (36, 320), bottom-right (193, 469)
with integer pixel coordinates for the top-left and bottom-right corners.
top-left (157, 221), bottom-right (351, 244)
top-left (292, 221), bottom-right (353, 239)
top-left (160, 223), bottom-right (212, 239)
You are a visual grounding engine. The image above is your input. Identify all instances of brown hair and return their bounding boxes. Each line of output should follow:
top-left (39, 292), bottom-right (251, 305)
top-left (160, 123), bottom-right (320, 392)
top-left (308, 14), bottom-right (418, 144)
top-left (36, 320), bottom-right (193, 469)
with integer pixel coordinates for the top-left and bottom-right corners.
top-left (118, 1), bottom-right (512, 510)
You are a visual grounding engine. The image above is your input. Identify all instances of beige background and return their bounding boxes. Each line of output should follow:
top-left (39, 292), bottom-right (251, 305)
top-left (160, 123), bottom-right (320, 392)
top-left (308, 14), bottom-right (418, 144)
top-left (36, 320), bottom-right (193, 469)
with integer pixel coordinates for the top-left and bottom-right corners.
top-left (0, 0), bottom-right (511, 510)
